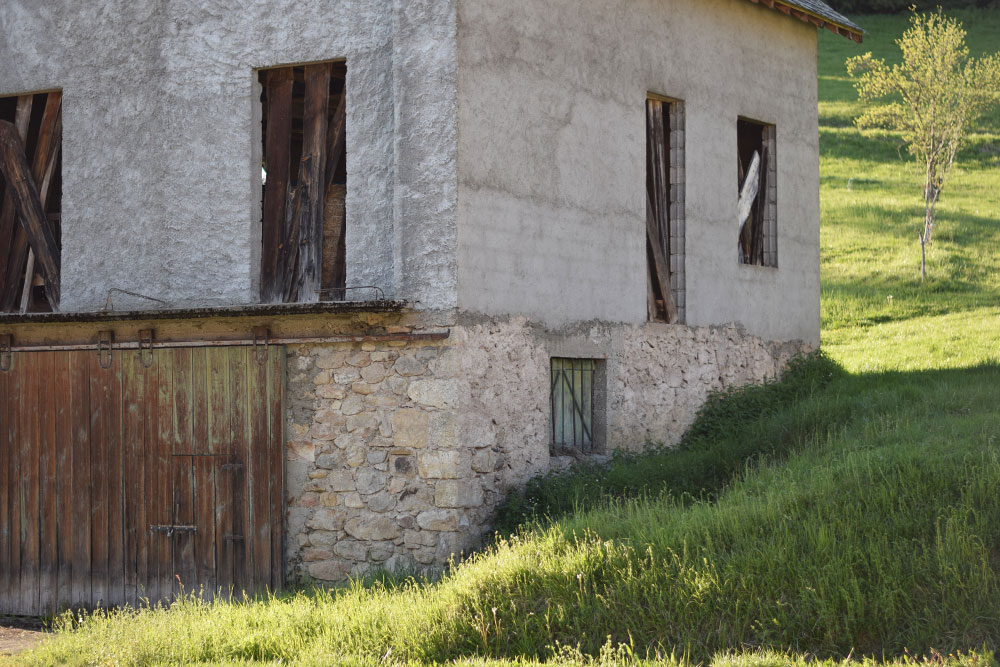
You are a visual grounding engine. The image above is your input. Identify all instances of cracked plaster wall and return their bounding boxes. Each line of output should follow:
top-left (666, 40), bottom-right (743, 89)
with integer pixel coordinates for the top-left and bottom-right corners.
top-left (455, 0), bottom-right (821, 344)
top-left (0, 0), bottom-right (457, 311)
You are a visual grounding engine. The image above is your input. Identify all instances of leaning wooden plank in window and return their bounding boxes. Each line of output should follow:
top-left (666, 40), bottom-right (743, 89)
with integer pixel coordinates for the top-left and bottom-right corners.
top-left (0, 92), bottom-right (62, 311)
top-left (645, 97), bottom-right (678, 323)
top-left (259, 61), bottom-right (347, 303)
top-left (737, 118), bottom-right (777, 267)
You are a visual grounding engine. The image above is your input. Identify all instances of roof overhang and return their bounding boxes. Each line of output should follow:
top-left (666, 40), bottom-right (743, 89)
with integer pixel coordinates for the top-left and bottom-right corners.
top-left (746, 0), bottom-right (864, 43)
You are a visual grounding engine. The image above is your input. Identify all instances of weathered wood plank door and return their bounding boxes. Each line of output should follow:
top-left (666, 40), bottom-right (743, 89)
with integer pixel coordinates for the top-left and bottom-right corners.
top-left (0, 344), bottom-right (284, 615)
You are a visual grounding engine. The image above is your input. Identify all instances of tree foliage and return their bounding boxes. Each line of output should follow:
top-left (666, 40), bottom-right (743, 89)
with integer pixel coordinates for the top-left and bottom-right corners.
top-left (846, 10), bottom-right (1000, 280)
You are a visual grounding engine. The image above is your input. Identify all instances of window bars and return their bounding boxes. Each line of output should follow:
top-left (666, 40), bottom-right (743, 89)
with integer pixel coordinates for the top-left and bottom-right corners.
top-left (550, 358), bottom-right (596, 453)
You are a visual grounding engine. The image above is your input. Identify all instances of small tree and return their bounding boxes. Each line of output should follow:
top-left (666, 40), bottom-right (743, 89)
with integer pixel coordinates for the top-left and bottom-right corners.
top-left (846, 9), bottom-right (1000, 281)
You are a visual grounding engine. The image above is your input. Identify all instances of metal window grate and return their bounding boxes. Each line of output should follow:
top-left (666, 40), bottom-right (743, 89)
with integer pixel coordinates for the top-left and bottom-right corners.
top-left (550, 358), bottom-right (596, 453)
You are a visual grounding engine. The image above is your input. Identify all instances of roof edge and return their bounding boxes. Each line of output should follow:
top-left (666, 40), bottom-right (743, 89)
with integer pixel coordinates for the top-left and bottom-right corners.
top-left (748, 0), bottom-right (864, 43)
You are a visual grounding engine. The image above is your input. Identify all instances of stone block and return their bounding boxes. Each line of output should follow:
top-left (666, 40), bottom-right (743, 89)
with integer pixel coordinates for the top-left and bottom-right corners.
top-left (418, 451), bottom-right (462, 479)
top-left (393, 356), bottom-right (426, 377)
top-left (344, 515), bottom-right (400, 541)
top-left (403, 529), bottom-right (438, 548)
top-left (361, 364), bottom-right (388, 384)
top-left (366, 491), bottom-right (396, 513)
top-left (392, 409), bottom-right (429, 449)
top-left (369, 542), bottom-right (395, 562)
top-left (316, 385), bottom-right (347, 400)
top-left (407, 379), bottom-right (457, 410)
top-left (346, 413), bottom-right (378, 433)
top-left (334, 369), bottom-right (361, 384)
top-left (343, 492), bottom-right (364, 509)
top-left (327, 471), bottom-right (355, 492)
top-left (303, 548), bottom-right (334, 562)
top-left (434, 480), bottom-right (484, 508)
top-left (390, 455), bottom-right (416, 477)
top-left (334, 540), bottom-right (368, 561)
top-left (308, 560), bottom-right (349, 582)
top-left (306, 509), bottom-right (345, 532)
top-left (345, 445), bottom-right (367, 468)
top-left (319, 492), bottom-right (337, 507)
top-left (341, 394), bottom-right (365, 416)
top-left (286, 440), bottom-right (315, 462)
top-left (351, 382), bottom-right (375, 396)
top-left (356, 469), bottom-right (388, 495)
top-left (416, 509), bottom-right (459, 532)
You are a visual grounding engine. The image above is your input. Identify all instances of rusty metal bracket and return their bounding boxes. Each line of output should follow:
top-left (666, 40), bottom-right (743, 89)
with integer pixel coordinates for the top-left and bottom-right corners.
top-left (97, 330), bottom-right (113, 369)
top-left (252, 326), bottom-right (269, 365)
top-left (0, 334), bottom-right (11, 372)
top-left (138, 329), bottom-right (154, 368)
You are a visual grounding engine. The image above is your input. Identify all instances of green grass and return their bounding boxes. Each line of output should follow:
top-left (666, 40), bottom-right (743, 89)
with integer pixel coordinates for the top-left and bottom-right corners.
top-left (817, 9), bottom-right (1000, 371)
top-left (11, 9), bottom-right (1000, 667)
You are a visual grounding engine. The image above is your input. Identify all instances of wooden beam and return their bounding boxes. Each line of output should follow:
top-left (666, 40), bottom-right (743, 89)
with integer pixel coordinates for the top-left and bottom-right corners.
top-left (324, 89), bottom-right (346, 191)
top-left (0, 96), bottom-right (33, 302)
top-left (646, 194), bottom-right (677, 324)
top-left (0, 115), bottom-right (60, 310)
top-left (260, 68), bottom-right (293, 304)
top-left (287, 62), bottom-right (330, 303)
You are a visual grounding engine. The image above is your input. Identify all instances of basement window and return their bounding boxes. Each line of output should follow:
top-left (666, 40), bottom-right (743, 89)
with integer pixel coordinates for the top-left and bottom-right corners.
top-left (645, 96), bottom-right (685, 323)
top-left (550, 358), bottom-right (606, 454)
top-left (0, 91), bottom-right (62, 313)
top-left (258, 61), bottom-right (347, 304)
top-left (737, 118), bottom-right (777, 267)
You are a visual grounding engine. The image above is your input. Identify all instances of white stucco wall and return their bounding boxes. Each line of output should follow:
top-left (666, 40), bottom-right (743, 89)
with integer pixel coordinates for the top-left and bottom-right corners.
top-left (0, 0), bottom-right (458, 312)
top-left (455, 0), bottom-right (821, 344)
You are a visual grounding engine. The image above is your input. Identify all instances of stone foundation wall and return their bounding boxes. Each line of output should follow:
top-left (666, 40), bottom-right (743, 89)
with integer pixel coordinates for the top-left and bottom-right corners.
top-left (283, 312), bottom-right (809, 583)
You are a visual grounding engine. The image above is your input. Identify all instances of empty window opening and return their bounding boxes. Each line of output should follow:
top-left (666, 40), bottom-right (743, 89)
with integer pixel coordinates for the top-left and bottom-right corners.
top-left (737, 118), bottom-right (777, 267)
top-left (258, 61), bottom-right (347, 304)
top-left (645, 96), bottom-right (685, 323)
top-left (550, 358), bottom-right (606, 454)
top-left (0, 91), bottom-right (62, 313)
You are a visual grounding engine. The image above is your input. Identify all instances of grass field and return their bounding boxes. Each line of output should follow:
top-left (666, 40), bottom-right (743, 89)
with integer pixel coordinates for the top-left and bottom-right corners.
top-left (9, 9), bottom-right (1000, 667)
top-left (817, 9), bottom-right (1000, 371)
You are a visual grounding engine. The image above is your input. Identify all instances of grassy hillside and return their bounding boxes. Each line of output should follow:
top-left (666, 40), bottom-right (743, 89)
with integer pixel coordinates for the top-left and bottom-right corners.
top-left (10, 9), bottom-right (1000, 667)
top-left (817, 9), bottom-right (1000, 371)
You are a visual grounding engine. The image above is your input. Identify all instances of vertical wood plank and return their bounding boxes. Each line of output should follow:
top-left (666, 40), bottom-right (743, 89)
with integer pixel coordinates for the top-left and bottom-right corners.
top-left (19, 352), bottom-right (39, 614)
top-left (54, 352), bottom-right (74, 609)
top-left (261, 68), bottom-right (294, 304)
top-left (171, 456), bottom-right (195, 598)
top-left (107, 351), bottom-right (125, 607)
top-left (88, 352), bottom-right (109, 608)
top-left (37, 352), bottom-right (58, 614)
top-left (122, 350), bottom-right (143, 606)
top-left (154, 351), bottom-right (174, 602)
top-left (248, 348), bottom-right (271, 593)
top-left (141, 349), bottom-right (160, 604)
top-left (209, 348), bottom-right (232, 598)
top-left (7, 354), bottom-right (22, 614)
top-left (268, 346), bottom-right (284, 592)
top-left (171, 348), bottom-right (193, 454)
top-left (0, 95), bottom-right (32, 308)
top-left (0, 358), bottom-right (10, 613)
top-left (191, 348), bottom-right (209, 456)
top-left (289, 63), bottom-right (331, 303)
top-left (228, 347), bottom-right (250, 595)
top-left (70, 352), bottom-right (91, 608)
top-left (193, 455), bottom-right (216, 600)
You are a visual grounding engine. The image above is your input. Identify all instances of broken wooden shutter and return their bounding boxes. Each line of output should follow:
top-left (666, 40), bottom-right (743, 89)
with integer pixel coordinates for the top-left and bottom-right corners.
top-left (645, 98), bottom-right (678, 323)
top-left (737, 119), bottom-right (777, 267)
top-left (0, 92), bottom-right (62, 313)
top-left (260, 62), bottom-right (347, 304)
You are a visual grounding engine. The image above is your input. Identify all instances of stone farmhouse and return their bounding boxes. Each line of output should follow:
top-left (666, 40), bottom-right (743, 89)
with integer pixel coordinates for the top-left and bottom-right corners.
top-left (0, 0), bottom-right (861, 614)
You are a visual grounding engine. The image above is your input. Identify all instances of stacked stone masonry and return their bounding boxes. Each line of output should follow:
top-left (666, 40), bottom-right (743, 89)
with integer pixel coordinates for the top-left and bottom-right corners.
top-left (284, 312), bottom-right (808, 584)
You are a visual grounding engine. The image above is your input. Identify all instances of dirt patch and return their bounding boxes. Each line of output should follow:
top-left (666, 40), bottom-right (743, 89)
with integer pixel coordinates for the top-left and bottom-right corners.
top-left (0, 617), bottom-right (48, 657)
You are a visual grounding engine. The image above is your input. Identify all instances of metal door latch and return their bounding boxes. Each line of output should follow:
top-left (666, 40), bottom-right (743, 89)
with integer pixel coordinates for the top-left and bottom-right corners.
top-left (138, 329), bottom-right (154, 368)
top-left (252, 326), bottom-right (269, 365)
top-left (149, 524), bottom-right (197, 537)
top-left (97, 331), bottom-right (114, 369)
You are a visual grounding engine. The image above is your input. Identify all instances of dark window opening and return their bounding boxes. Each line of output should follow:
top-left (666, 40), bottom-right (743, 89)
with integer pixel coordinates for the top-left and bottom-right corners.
top-left (258, 61), bottom-right (347, 304)
top-left (550, 357), bottom-right (606, 454)
top-left (645, 96), bottom-right (685, 323)
top-left (0, 91), bottom-right (62, 313)
top-left (737, 118), bottom-right (777, 267)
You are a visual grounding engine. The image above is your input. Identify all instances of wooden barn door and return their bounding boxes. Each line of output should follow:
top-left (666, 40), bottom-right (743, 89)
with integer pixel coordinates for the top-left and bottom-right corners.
top-left (0, 344), bottom-right (284, 615)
